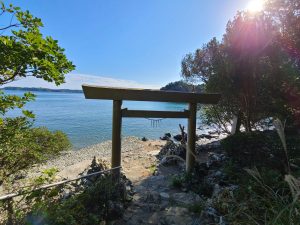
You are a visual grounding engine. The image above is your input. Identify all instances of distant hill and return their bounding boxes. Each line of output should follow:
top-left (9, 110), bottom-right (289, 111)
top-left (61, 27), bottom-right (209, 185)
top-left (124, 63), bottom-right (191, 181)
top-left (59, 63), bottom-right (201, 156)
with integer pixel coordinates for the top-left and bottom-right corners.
top-left (160, 80), bottom-right (203, 93)
top-left (1, 87), bottom-right (83, 93)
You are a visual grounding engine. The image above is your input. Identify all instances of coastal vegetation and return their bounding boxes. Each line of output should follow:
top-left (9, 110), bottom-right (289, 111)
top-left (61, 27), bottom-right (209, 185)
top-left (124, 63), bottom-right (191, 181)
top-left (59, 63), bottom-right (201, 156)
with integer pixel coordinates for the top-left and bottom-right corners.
top-left (182, 0), bottom-right (300, 133)
top-left (176, 1), bottom-right (300, 224)
top-left (160, 80), bottom-right (203, 93)
top-left (0, 2), bottom-right (74, 186)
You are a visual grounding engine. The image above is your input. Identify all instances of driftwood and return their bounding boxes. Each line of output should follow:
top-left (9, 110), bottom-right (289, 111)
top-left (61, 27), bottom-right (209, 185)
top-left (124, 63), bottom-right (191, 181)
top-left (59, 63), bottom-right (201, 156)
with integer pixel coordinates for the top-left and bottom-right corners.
top-left (179, 124), bottom-right (187, 145)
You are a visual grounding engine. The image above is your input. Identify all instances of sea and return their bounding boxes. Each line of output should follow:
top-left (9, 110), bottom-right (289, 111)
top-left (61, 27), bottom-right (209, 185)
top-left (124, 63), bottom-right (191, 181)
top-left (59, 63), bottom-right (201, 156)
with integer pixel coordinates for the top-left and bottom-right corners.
top-left (4, 90), bottom-right (205, 149)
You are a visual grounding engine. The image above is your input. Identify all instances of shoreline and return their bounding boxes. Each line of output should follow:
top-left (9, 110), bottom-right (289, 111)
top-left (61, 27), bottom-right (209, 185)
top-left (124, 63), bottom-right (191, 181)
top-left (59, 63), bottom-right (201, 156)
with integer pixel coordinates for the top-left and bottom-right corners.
top-left (29, 137), bottom-right (166, 181)
top-left (31, 133), bottom-right (225, 179)
top-left (1, 134), bottom-right (225, 195)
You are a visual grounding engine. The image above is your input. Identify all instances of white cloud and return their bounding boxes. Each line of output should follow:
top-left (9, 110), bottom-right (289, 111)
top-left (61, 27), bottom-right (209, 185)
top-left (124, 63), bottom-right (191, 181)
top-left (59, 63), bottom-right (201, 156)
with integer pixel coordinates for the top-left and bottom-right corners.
top-left (2, 73), bottom-right (161, 90)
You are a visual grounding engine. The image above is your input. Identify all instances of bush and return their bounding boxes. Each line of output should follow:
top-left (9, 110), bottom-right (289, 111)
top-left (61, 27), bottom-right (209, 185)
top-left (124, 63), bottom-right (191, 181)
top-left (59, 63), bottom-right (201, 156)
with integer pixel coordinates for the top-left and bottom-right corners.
top-left (25, 174), bottom-right (128, 225)
top-left (0, 118), bottom-right (71, 184)
top-left (214, 168), bottom-right (300, 225)
top-left (219, 127), bottom-right (300, 225)
top-left (221, 130), bottom-right (300, 172)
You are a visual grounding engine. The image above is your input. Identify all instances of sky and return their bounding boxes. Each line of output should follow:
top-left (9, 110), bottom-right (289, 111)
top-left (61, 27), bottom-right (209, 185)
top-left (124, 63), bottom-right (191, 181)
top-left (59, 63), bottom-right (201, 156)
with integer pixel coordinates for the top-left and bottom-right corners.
top-left (5, 0), bottom-right (250, 89)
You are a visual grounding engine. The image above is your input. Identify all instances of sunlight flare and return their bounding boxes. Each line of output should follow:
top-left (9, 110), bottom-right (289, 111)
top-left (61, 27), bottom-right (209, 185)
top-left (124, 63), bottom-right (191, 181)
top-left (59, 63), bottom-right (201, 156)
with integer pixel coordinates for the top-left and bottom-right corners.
top-left (246, 0), bottom-right (265, 13)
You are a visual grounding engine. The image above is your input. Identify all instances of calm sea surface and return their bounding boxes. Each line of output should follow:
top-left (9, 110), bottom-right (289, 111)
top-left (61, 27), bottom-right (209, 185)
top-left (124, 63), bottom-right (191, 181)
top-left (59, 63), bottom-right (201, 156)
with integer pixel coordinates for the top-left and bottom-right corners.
top-left (5, 90), bottom-right (203, 149)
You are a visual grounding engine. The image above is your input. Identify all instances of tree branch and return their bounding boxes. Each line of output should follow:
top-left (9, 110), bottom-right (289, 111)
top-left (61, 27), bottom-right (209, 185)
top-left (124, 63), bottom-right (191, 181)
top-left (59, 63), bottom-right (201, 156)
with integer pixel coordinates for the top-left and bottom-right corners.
top-left (0, 23), bottom-right (20, 31)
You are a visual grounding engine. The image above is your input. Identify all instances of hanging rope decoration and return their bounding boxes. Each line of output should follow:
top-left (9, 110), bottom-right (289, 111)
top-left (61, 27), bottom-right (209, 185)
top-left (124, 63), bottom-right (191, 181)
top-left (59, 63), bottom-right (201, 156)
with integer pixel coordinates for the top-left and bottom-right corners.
top-left (145, 118), bottom-right (165, 127)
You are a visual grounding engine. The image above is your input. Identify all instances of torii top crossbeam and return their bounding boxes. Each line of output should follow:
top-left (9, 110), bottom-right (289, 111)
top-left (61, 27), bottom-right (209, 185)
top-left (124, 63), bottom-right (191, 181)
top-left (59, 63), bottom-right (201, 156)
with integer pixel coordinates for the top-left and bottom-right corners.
top-left (82, 84), bottom-right (221, 176)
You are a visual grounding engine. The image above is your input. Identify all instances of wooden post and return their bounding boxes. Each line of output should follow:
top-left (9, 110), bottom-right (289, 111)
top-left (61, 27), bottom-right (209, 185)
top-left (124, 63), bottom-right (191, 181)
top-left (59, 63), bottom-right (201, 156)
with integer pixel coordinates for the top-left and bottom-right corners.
top-left (186, 102), bottom-right (197, 173)
top-left (112, 100), bottom-right (122, 177)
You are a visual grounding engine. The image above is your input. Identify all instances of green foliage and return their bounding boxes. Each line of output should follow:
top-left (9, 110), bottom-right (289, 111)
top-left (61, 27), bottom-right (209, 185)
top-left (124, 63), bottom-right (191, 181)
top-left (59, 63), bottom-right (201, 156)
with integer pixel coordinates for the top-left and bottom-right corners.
top-left (187, 202), bottom-right (204, 214)
top-left (0, 2), bottom-right (74, 184)
top-left (148, 164), bottom-right (157, 175)
top-left (217, 120), bottom-right (300, 225)
top-left (181, 1), bottom-right (300, 132)
top-left (215, 167), bottom-right (300, 225)
top-left (171, 172), bottom-right (213, 197)
top-left (0, 2), bottom-right (75, 85)
top-left (160, 80), bottom-right (203, 93)
top-left (171, 174), bottom-right (186, 188)
top-left (221, 131), bottom-right (300, 173)
top-left (0, 123), bottom-right (71, 183)
top-left (0, 91), bottom-right (35, 115)
top-left (25, 175), bottom-right (126, 225)
top-left (1, 170), bottom-right (128, 225)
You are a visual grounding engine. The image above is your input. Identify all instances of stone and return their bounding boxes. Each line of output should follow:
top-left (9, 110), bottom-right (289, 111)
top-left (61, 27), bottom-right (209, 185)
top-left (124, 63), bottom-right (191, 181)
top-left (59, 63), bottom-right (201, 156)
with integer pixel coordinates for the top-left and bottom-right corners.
top-left (160, 133), bottom-right (171, 141)
top-left (212, 184), bottom-right (221, 197)
top-left (173, 133), bottom-right (187, 142)
top-left (145, 191), bottom-right (161, 204)
top-left (166, 207), bottom-right (188, 215)
top-left (164, 207), bottom-right (194, 225)
top-left (172, 192), bottom-right (202, 205)
top-left (148, 212), bottom-right (159, 224)
top-left (201, 206), bottom-right (220, 223)
top-left (142, 137), bottom-right (148, 141)
top-left (159, 192), bottom-right (170, 199)
top-left (198, 134), bottom-right (214, 139)
top-left (214, 170), bottom-right (223, 177)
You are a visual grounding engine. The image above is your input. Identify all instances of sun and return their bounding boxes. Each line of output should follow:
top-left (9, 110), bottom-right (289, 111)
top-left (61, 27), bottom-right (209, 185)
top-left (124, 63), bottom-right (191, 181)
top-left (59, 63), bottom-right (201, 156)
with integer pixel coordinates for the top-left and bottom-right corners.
top-left (246, 0), bottom-right (265, 13)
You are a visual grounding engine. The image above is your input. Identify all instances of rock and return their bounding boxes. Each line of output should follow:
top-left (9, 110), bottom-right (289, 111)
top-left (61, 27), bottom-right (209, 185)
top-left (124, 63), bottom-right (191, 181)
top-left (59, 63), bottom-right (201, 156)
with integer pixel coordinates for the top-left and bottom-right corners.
top-left (196, 140), bottom-right (222, 154)
top-left (145, 191), bottom-right (161, 204)
top-left (206, 153), bottom-right (227, 169)
top-left (172, 192), bottom-right (202, 205)
top-left (141, 137), bottom-right (148, 141)
top-left (212, 184), bottom-right (221, 197)
top-left (160, 192), bottom-right (170, 199)
top-left (214, 170), bottom-right (223, 178)
top-left (198, 134), bottom-right (214, 139)
top-left (14, 172), bottom-right (27, 180)
top-left (80, 156), bottom-right (109, 185)
top-left (62, 189), bottom-right (72, 199)
top-left (157, 141), bottom-right (186, 165)
top-left (166, 207), bottom-right (189, 215)
top-left (164, 207), bottom-right (194, 225)
top-left (160, 133), bottom-right (171, 140)
top-left (173, 133), bottom-right (187, 142)
top-left (148, 212), bottom-right (159, 224)
top-left (201, 206), bottom-right (220, 223)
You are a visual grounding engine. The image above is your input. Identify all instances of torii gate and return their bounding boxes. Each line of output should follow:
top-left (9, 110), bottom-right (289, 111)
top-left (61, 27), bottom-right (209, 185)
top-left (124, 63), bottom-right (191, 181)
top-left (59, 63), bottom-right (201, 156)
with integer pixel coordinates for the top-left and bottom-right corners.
top-left (82, 85), bottom-right (220, 176)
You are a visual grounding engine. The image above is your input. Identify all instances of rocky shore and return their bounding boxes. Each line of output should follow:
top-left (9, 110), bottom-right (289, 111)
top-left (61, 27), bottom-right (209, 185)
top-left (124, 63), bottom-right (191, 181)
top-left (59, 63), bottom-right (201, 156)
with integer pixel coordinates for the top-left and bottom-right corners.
top-left (2, 133), bottom-right (228, 225)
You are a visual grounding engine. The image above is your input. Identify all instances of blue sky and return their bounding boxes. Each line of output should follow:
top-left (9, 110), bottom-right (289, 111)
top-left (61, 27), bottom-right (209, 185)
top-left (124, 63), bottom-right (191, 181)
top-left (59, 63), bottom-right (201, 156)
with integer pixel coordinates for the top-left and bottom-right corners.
top-left (7, 0), bottom-right (250, 88)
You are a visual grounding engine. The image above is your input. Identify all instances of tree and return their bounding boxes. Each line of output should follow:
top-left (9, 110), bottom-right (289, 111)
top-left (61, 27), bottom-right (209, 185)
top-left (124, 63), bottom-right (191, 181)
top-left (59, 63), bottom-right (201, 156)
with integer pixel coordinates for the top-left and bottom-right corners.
top-left (182, 10), bottom-right (300, 132)
top-left (160, 80), bottom-right (203, 93)
top-left (265, 0), bottom-right (300, 128)
top-left (0, 2), bottom-right (75, 120)
top-left (0, 2), bottom-right (75, 184)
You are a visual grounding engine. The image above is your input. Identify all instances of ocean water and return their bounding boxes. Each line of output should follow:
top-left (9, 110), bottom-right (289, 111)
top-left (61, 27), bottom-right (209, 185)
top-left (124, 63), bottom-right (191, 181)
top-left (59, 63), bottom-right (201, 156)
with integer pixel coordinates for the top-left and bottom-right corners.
top-left (4, 90), bottom-right (203, 149)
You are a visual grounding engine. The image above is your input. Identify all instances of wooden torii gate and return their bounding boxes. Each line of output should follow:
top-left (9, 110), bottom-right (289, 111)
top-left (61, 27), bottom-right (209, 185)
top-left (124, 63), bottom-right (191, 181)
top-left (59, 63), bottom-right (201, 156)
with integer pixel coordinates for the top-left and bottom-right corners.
top-left (82, 85), bottom-right (220, 176)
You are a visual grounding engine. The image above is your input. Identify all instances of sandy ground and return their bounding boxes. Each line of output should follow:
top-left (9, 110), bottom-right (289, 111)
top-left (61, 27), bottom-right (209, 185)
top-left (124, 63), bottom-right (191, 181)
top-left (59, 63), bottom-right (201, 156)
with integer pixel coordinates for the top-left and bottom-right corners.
top-left (58, 139), bottom-right (165, 182)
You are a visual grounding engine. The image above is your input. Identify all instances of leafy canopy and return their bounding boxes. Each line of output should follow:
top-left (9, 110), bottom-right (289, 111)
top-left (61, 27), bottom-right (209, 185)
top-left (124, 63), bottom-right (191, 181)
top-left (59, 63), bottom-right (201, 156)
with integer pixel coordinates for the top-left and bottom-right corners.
top-left (181, 2), bottom-right (300, 132)
top-left (0, 2), bottom-right (74, 184)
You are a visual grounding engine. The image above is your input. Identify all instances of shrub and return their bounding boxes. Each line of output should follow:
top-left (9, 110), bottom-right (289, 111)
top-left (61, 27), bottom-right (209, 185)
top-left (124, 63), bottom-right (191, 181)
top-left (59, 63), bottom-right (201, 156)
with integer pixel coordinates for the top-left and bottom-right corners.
top-left (26, 174), bottom-right (128, 225)
top-left (221, 130), bottom-right (300, 173)
top-left (0, 119), bottom-right (71, 184)
top-left (214, 168), bottom-right (300, 225)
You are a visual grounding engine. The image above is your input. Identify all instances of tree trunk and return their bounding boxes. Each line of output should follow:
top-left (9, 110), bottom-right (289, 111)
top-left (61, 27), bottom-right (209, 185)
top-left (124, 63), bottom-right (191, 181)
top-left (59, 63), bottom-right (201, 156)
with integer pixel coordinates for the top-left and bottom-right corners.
top-left (235, 112), bottom-right (242, 133)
